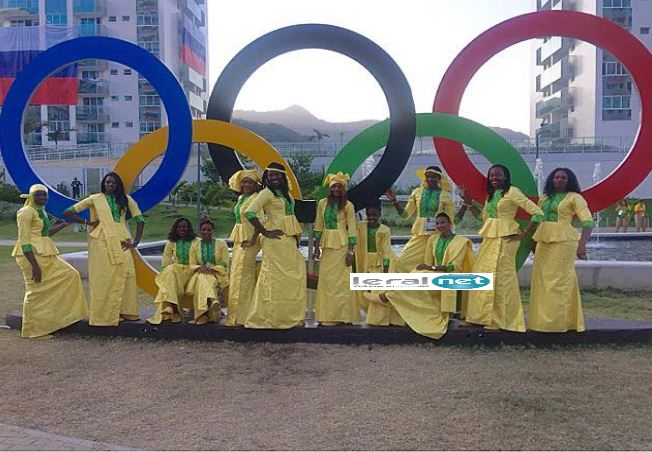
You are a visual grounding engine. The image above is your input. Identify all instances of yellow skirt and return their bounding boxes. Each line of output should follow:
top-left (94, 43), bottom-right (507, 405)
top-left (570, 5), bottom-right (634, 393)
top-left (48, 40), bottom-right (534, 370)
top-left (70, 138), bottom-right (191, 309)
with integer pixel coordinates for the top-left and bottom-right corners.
top-left (394, 235), bottom-right (430, 273)
top-left (88, 236), bottom-right (139, 326)
top-left (186, 271), bottom-right (228, 320)
top-left (466, 237), bottom-right (525, 332)
top-left (147, 264), bottom-right (194, 324)
top-left (386, 289), bottom-right (448, 339)
top-left (16, 254), bottom-right (88, 338)
top-left (245, 235), bottom-right (306, 329)
top-left (529, 240), bottom-right (585, 332)
top-left (315, 246), bottom-right (360, 324)
top-left (226, 241), bottom-right (260, 326)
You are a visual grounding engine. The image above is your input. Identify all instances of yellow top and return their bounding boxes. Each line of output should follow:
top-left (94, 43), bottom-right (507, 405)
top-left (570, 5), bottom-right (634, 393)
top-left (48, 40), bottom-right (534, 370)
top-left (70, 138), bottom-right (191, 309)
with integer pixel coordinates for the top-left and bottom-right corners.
top-left (161, 237), bottom-right (201, 267)
top-left (229, 192), bottom-right (261, 243)
top-left (478, 186), bottom-right (544, 238)
top-left (12, 206), bottom-right (59, 257)
top-left (354, 222), bottom-right (395, 273)
top-left (189, 238), bottom-right (229, 277)
top-left (403, 186), bottom-right (456, 236)
top-left (244, 187), bottom-right (302, 237)
top-left (314, 198), bottom-right (357, 249)
top-left (533, 192), bottom-right (594, 243)
top-left (634, 202), bottom-right (647, 214)
top-left (71, 193), bottom-right (142, 242)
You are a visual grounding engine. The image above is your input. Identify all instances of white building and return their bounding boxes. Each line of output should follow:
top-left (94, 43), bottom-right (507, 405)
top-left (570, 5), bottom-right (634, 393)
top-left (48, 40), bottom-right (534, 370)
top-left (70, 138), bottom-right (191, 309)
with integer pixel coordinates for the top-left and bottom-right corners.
top-left (0, 0), bottom-right (208, 154)
top-left (531, 0), bottom-right (651, 151)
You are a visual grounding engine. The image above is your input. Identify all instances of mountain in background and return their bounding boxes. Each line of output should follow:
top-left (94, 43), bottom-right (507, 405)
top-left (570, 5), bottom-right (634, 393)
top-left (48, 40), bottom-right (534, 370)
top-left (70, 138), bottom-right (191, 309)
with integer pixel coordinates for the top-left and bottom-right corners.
top-left (232, 105), bottom-right (531, 143)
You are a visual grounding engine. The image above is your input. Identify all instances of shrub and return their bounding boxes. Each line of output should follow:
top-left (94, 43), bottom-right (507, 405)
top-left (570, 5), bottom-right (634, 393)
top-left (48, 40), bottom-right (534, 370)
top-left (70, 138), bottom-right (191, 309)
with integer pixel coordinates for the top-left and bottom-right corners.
top-left (0, 201), bottom-right (21, 220)
top-left (0, 182), bottom-right (21, 203)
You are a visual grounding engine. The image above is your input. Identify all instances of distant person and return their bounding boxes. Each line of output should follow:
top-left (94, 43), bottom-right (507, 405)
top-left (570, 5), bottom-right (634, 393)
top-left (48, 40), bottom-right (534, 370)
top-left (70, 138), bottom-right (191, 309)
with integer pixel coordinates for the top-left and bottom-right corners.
top-left (71, 177), bottom-right (83, 199)
top-left (615, 200), bottom-right (630, 233)
top-left (633, 200), bottom-right (647, 233)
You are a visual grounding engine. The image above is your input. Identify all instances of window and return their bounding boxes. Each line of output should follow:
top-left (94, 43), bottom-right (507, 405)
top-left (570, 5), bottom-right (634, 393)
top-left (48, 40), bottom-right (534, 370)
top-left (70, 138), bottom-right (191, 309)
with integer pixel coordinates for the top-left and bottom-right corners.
top-left (603, 0), bottom-right (631, 6)
top-left (123, 69), bottom-right (132, 75)
top-left (110, 69), bottom-right (118, 75)
top-left (45, 0), bottom-right (67, 25)
top-left (125, 121), bottom-right (134, 128)
top-left (137, 15), bottom-right (158, 26)
top-left (124, 95), bottom-right (133, 101)
top-left (122, 15), bottom-right (130, 21)
top-left (111, 96), bottom-right (119, 101)
top-left (602, 61), bottom-right (628, 76)
top-left (112, 122), bottom-right (119, 128)
top-left (642, 27), bottom-right (651, 34)
top-left (139, 95), bottom-right (161, 106)
top-left (140, 121), bottom-right (161, 136)
top-left (108, 16), bottom-right (117, 22)
top-left (81, 71), bottom-right (99, 80)
top-left (602, 95), bottom-right (631, 110)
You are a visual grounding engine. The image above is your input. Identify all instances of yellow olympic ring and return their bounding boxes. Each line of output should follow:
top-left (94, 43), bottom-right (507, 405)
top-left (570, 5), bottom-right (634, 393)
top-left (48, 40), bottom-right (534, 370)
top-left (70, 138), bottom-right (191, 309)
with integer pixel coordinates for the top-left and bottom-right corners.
top-left (114, 119), bottom-right (302, 296)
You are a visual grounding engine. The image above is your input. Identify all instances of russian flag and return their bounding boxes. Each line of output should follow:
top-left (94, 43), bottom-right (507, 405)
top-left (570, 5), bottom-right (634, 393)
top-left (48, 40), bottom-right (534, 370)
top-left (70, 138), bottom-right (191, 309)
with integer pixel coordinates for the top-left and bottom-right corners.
top-left (0, 26), bottom-right (78, 105)
top-left (182, 29), bottom-right (206, 76)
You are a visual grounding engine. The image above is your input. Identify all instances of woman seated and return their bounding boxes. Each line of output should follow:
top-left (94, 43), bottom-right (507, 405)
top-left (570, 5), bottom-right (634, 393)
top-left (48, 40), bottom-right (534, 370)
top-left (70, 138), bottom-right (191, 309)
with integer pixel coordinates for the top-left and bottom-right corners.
top-left (185, 218), bottom-right (229, 325)
top-left (364, 213), bottom-right (474, 340)
top-left (147, 217), bottom-right (199, 324)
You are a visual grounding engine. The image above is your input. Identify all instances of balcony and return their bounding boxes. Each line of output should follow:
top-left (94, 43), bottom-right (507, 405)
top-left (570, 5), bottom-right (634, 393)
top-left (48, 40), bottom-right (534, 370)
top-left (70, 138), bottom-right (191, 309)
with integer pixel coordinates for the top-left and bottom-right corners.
top-left (77, 22), bottom-right (107, 37)
top-left (77, 132), bottom-right (106, 144)
top-left (76, 106), bottom-right (110, 123)
top-left (77, 59), bottom-right (108, 71)
top-left (78, 79), bottom-right (109, 96)
top-left (537, 56), bottom-right (574, 91)
top-left (536, 89), bottom-right (574, 118)
top-left (73, 0), bottom-right (107, 16)
top-left (0, 0), bottom-right (38, 14)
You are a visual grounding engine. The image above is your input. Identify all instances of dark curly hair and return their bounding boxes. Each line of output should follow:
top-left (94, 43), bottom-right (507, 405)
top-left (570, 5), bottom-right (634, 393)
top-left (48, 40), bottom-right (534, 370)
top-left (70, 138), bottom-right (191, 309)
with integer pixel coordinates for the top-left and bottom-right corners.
top-left (199, 218), bottom-right (215, 230)
top-left (543, 167), bottom-right (582, 195)
top-left (167, 217), bottom-right (196, 242)
top-left (101, 172), bottom-right (129, 214)
top-left (365, 199), bottom-right (382, 214)
top-left (486, 164), bottom-right (512, 201)
top-left (436, 212), bottom-right (451, 222)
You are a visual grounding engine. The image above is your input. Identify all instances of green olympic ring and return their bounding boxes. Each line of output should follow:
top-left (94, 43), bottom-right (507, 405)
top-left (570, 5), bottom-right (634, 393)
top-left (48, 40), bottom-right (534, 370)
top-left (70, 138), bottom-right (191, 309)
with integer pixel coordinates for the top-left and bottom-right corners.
top-left (323, 112), bottom-right (537, 269)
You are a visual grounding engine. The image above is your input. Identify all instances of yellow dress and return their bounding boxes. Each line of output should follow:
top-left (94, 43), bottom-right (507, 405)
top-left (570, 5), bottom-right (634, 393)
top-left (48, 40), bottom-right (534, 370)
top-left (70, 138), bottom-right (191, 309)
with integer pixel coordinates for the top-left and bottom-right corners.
top-left (465, 187), bottom-right (543, 332)
top-left (147, 238), bottom-right (199, 324)
top-left (355, 222), bottom-right (404, 326)
top-left (529, 192), bottom-right (593, 332)
top-left (395, 186), bottom-right (456, 273)
top-left (13, 206), bottom-right (88, 338)
top-left (70, 193), bottom-right (144, 326)
top-left (314, 198), bottom-right (359, 324)
top-left (386, 234), bottom-right (474, 340)
top-left (185, 238), bottom-right (229, 321)
top-left (226, 193), bottom-right (261, 326)
top-left (243, 187), bottom-right (306, 329)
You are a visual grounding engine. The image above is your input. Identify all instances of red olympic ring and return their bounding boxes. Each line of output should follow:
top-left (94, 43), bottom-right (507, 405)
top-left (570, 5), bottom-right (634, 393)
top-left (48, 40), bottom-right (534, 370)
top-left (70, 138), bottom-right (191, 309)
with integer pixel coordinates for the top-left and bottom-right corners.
top-left (433, 10), bottom-right (652, 211)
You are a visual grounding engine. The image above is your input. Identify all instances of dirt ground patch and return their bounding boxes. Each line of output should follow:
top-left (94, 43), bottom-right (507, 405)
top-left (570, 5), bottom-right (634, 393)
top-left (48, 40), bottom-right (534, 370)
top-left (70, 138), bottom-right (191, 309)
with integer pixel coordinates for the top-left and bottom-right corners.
top-left (1, 331), bottom-right (651, 450)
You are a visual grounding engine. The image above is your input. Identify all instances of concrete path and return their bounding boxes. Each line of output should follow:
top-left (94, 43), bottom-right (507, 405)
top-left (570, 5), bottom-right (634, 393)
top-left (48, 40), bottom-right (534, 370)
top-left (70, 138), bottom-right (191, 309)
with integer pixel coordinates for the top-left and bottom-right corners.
top-left (0, 423), bottom-right (133, 450)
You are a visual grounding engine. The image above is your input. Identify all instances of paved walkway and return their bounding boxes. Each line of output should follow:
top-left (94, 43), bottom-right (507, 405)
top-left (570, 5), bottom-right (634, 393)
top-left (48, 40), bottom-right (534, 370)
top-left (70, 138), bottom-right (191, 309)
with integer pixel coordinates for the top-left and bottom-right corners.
top-left (0, 423), bottom-right (133, 450)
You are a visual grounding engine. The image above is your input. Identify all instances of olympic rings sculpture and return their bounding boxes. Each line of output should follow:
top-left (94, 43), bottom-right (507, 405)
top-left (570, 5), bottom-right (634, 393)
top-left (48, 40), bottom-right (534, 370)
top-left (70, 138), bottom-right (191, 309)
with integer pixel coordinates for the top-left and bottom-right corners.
top-left (1, 10), bottom-right (652, 291)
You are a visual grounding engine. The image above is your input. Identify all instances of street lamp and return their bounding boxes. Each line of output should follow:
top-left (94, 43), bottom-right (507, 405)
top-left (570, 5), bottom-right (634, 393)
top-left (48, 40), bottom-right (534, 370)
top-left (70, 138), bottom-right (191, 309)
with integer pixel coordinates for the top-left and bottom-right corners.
top-left (535, 118), bottom-right (548, 160)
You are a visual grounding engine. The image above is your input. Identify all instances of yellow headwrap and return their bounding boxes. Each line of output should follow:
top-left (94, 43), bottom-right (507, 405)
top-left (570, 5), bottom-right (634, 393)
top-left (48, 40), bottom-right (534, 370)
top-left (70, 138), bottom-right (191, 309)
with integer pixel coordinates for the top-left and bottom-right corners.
top-left (323, 172), bottom-right (351, 188)
top-left (228, 169), bottom-right (261, 192)
top-left (20, 184), bottom-right (49, 208)
top-left (416, 168), bottom-right (452, 191)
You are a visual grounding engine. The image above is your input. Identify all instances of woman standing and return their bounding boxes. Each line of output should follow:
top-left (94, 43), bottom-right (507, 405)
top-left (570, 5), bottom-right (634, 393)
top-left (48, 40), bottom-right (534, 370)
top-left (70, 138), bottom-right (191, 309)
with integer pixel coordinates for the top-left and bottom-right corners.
top-left (243, 162), bottom-right (306, 329)
top-left (529, 168), bottom-right (593, 333)
top-left (186, 218), bottom-right (229, 325)
top-left (385, 166), bottom-right (456, 273)
top-left (13, 184), bottom-right (88, 338)
top-left (633, 200), bottom-right (647, 233)
top-left (147, 217), bottom-right (198, 324)
top-left (457, 164), bottom-right (543, 332)
top-left (615, 200), bottom-right (630, 233)
top-left (226, 169), bottom-right (262, 326)
top-left (364, 213), bottom-right (473, 339)
top-left (314, 172), bottom-right (358, 326)
top-left (64, 172), bottom-right (145, 326)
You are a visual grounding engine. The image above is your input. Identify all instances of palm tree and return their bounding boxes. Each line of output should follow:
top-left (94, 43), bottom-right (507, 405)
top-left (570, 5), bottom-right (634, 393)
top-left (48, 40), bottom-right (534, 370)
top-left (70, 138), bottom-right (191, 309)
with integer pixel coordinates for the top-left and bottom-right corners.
top-left (309, 129), bottom-right (329, 153)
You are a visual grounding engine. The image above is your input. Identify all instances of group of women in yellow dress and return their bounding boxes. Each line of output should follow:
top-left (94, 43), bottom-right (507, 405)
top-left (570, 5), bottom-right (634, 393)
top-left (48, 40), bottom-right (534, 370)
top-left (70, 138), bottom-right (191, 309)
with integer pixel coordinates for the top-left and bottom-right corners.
top-left (14, 162), bottom-right (594, 341)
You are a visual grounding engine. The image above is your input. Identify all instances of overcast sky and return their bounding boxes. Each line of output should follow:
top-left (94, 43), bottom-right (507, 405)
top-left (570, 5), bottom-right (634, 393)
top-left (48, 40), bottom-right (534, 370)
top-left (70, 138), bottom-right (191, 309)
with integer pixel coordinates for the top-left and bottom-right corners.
top-left (206, 0), bottom-right (536, 135)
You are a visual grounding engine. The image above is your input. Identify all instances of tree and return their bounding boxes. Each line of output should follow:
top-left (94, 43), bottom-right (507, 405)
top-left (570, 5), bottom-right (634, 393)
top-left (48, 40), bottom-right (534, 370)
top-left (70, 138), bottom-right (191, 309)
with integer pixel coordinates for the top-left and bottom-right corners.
top-left (309, 129), bottom-right (329, 153)
top-left (288, 152), bottom-right (324, 197)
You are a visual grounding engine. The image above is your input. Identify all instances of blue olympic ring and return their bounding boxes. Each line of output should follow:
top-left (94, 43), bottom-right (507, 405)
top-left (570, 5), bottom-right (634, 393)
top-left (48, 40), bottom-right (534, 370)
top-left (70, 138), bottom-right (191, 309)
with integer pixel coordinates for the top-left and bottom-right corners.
top-left (0, 36), bottom-right (192, 216)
